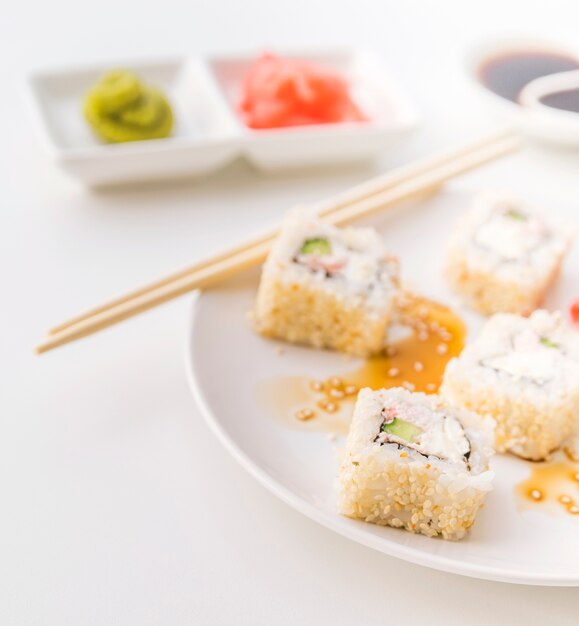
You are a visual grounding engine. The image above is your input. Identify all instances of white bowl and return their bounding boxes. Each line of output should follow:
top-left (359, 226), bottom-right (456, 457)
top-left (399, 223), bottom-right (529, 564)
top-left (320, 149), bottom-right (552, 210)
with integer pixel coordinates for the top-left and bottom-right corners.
top-left (519, 70), bottom-right (579, 145)
top-left (26, 49), bottom-right (419, 187)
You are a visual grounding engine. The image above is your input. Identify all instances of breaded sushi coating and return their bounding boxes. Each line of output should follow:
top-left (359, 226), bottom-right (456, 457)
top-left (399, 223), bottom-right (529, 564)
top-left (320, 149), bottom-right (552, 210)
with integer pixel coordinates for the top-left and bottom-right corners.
top-left (444, 193), bottom-right (573, 315)
top-left (253, 209), bottom-right (399, 357)
top-left (440, 310), bottom-right (579, 461)
top-left (339, 388), bottom-right (494, 540)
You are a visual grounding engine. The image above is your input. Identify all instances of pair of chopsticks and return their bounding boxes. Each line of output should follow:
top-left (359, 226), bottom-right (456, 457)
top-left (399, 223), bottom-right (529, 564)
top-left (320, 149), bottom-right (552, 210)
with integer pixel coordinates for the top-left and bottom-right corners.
top-left (36, 128), bottom-right (520, 354)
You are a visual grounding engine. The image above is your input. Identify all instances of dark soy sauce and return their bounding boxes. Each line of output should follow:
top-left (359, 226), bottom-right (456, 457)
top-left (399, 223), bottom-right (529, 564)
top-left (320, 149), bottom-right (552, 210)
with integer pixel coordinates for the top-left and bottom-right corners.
top-left (540, 89), bottom-right (579, 113)
top-left (479, 51), bottom-right (579, 103)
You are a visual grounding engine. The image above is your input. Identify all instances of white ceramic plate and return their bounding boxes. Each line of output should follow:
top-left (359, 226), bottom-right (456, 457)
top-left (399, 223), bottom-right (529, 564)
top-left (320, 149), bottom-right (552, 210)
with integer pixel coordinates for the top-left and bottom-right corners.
top-left (186, 188), bottom-right (579, 586)
top-left (26, 49), bottom-right (418, 187)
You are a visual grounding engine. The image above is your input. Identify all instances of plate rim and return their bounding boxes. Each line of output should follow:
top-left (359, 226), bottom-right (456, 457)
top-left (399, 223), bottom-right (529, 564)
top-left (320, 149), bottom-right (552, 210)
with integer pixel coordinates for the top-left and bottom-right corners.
top-left (185, 287), bottom-right (579, 588)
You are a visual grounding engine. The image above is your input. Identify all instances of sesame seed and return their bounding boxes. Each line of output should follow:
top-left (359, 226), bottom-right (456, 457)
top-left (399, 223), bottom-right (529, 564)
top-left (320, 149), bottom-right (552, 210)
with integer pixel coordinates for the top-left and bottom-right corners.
top-left (413, 361), bottom-right (424, 372)
top-left (402, 381), bottom-right (415, 391)
top-left (417, 330), bottom-right (429, 342)
top-left (330, 377), bottom-right (343, 389)
top-left (418, 305), bottom-right (430, 319)
top-left (295, 408), bottom-right (314, 421)
top-left (574, 472), bottom-right (579, 482)
top-left (324, 402), bottom-right (337, 413)
top-left (329, 388), bottom-right (345, 399)
top-left (310, 380), bottom-right (324, 392)
top-left (530, 489), bottom-right (543, 501)
top-left (388, 367), bottom-right (400, 377)
top-left (426, 383), bottom-right (437, 392)
top-left (344, 385), bottom-right (358, 395)
top-left (569, 505), bottom-right (579, 515)
top-left (436, 343), bottom-right (448, 355)
top-left (559, 495), bottom-right (572, 505)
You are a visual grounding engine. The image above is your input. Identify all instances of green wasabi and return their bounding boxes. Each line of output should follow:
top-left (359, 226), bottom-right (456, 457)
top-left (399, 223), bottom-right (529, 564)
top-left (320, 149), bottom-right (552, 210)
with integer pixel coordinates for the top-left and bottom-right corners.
top-left (299, 237), bottom-right (331, 255)
top-left (83, 70), bottom-right (174, 143)
top-left (381, 418), bottom-right (422, 443)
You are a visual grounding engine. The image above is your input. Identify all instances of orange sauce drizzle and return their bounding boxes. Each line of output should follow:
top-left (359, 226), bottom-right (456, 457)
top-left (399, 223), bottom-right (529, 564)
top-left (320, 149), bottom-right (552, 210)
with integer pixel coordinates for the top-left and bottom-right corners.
top-left (516, 452), bottom-right (579, 517)
top-left (255, 295), bottom-right (579, 519)
top-left (345, 295), bottom-right (466, 394)
top-left (256, 295), bottom-right (466, 436)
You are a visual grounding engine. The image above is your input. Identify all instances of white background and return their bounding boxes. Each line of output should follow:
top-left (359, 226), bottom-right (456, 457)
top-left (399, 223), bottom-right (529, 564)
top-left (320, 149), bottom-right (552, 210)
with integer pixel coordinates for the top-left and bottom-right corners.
top-left (2, 1), bottom-right (579, 624)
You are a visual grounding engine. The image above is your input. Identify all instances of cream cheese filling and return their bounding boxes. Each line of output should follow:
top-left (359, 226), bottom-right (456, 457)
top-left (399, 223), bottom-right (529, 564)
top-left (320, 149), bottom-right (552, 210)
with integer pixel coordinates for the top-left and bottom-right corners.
top-left (378, 405), bottom-right (470, 465)
top-left (473, 210), bottom-right (546, 260)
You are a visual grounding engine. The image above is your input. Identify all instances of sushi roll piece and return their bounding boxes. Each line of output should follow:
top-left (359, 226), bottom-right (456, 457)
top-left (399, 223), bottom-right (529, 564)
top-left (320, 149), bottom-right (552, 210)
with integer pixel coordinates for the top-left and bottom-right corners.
top-left (253, 209), bottom-right (399, 357)
top-left (444, 192), bottom-right (573, 315)
top-left (440, 310), bottom-right (579, 461)
top-left (339, 388), bottom-right (494, 540)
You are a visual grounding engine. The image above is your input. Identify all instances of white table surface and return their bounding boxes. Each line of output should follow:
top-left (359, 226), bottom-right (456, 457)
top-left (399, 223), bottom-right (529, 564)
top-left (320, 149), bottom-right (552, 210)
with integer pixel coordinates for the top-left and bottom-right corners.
top-left (2, 1), bottom-right (579, 624)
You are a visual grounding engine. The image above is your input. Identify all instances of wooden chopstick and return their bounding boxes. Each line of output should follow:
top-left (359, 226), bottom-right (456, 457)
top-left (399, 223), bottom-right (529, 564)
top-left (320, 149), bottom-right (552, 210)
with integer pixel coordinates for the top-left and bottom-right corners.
top-left (47, 127), bottom-right (515, 337)
top-left (36, 130), bottom-right (520, 354)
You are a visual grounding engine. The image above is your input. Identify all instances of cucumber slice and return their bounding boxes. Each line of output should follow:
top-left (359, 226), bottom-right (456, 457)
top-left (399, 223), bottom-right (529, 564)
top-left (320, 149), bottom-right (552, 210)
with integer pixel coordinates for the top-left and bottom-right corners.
top-left (504, 208), bottom-right (527, 221)
top-left (299, 237), bottom-right (331, 255)
top-left (381, 418), bottom-right (422, 443)
top-left (540, 336), bottom-right (559, 349)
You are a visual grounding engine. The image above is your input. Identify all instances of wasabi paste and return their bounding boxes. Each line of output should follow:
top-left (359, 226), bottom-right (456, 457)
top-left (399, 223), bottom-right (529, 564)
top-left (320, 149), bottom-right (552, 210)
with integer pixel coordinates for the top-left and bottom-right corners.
top-left (83, 70), bottom-right (173, 143)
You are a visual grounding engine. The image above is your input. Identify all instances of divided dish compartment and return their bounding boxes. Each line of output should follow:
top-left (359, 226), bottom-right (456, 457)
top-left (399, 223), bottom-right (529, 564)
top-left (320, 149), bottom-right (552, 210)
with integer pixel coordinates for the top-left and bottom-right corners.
top-left (207, 49), bottom-right (419, 170)
top-left (26, 50), bottom-right (419, 187)
top-left (27, 58), bottom-right (241, 186)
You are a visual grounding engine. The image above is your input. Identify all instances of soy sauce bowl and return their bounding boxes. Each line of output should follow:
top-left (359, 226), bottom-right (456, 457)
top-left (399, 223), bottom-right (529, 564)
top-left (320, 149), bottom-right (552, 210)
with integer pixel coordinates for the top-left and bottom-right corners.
top-left (465, 38), bottom-right (579, 146)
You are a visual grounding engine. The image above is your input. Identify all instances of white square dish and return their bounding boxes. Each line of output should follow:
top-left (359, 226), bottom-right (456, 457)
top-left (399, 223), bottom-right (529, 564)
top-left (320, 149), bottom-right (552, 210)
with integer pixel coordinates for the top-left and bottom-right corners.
top-left (26, 50), bottom-right (419, 187)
